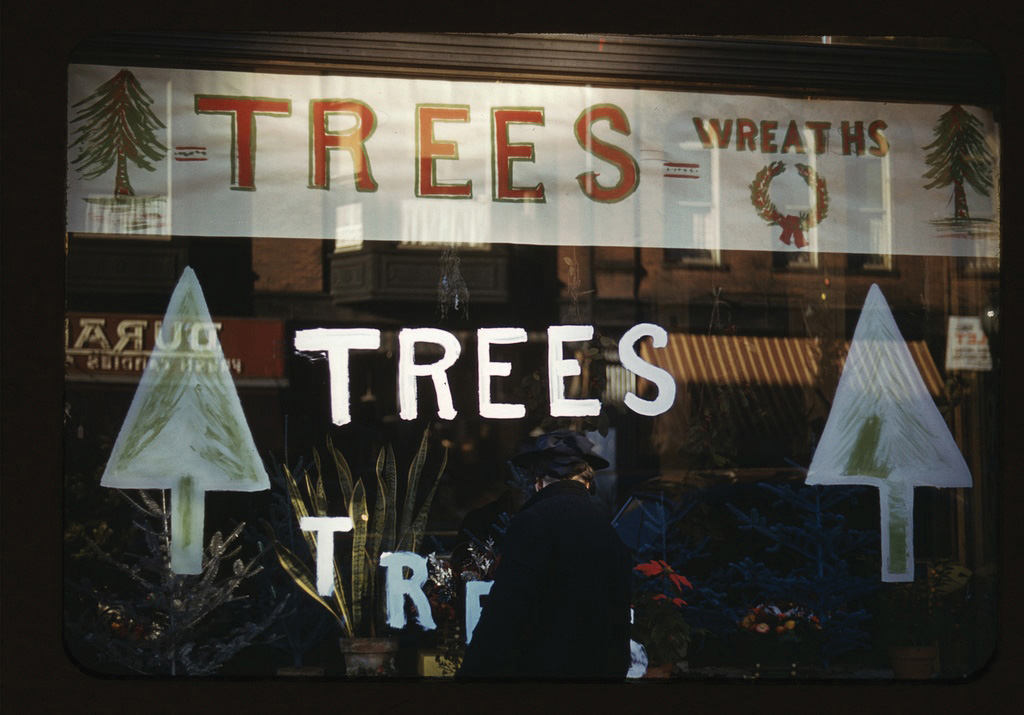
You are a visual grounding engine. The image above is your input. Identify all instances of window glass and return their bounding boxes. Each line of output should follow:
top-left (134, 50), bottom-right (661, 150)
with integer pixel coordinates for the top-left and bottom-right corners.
top-left (63, 39), bottom-right (999, 680)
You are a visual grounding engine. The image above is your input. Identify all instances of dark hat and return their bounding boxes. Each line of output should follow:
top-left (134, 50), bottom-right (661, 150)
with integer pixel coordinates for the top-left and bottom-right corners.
top-left (509, 430), bottom-right (609, 479)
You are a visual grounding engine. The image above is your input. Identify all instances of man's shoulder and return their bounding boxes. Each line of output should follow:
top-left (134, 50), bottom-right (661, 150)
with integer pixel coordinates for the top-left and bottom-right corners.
top-left (528, 490), bottom-right (622, 541)
top-left (524, 487), bottom-right (591, 517)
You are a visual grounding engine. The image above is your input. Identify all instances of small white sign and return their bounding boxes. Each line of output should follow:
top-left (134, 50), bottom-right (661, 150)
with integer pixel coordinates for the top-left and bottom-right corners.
top-left (945, 316), bottom-right (992, 371)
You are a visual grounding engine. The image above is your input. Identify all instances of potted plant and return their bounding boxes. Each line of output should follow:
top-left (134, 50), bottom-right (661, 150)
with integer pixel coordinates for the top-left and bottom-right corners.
top-left (631, 560), bottom-right (693, 677)
top-left (736, 601), bottom-right (823, 677)
top-left (417, 552), bottom-right (462, 676)
top-left (876, 560), bottom-right (971, 679)
top-left (256, 457), bottom-right (336, 676)
top-left (272, 430), bottom-right (446, 676)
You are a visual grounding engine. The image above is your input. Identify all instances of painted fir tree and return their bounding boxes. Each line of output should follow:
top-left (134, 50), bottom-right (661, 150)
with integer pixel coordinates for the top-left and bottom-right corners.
top-left (70, 69), bottom-right (167, 197)
top-left (101, 267), bottom-right (269, 574)
top-left (806, 285), bottom-right (971, 582)
top-left (922, 105), bottom-right (994, 221)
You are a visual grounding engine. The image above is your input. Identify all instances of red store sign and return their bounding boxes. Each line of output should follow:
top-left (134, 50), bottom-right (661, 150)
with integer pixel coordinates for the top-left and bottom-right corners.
top-left (66, 312), bottom-right (286, 380)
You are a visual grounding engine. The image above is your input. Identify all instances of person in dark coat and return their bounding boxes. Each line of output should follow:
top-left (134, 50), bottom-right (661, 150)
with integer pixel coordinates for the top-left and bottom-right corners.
top-left (456, 430), bottom-right (632, 679)
top-left (452, 483), bottom-right (524, 557)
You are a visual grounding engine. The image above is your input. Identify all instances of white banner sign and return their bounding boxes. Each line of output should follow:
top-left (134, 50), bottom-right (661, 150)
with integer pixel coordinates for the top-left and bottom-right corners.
top-left (67, 64), bottom-right (999, 257)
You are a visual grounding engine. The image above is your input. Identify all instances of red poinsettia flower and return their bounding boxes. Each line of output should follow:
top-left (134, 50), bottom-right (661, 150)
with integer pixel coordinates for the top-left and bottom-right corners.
top-left (635, 560), bottom-right (692, 588)
top-left (634, 560), bottom-right (669, 577)
top-left (668, 572), bottom-right (693, 592)
top-left (671, 597), bottom-right (687, 607)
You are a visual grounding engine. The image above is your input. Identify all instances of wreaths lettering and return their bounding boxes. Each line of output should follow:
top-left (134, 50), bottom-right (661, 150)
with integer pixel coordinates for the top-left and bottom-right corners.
top-left (749, 161), bottom-right (830, 248)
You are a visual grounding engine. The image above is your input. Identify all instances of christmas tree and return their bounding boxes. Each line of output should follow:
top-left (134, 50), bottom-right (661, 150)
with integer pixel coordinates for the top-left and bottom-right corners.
top-left (726, 482), bottom-right (879, 668)
top-left (614, 486), bottom-right (736, 654)
top-left (922, 104), bottom-right (994, 221)
top-left (70, 68), bottom-right (167, 197)
top-left (66, 490), bottom-right (284, 675)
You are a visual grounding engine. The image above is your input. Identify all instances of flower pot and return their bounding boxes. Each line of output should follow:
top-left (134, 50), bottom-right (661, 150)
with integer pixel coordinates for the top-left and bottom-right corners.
top-left (888, 645), bottom-right (938, 679)
top-left (339, 637), bottom-right (399, 676)
top-left (643, 663), bottom-right (675, 678)
top-left (417, 648), bottom-right (461, 677)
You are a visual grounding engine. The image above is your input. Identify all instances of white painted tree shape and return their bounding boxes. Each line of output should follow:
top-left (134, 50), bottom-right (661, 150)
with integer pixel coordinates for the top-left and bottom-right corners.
top-left (806, 285), bottom-right (971, 582)
top-left (101, 267), bottom-right (268, 574)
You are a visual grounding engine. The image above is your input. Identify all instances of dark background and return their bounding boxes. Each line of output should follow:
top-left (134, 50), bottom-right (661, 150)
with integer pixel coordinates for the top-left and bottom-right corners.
top-left (3, 3), bottom-right (1021, 712)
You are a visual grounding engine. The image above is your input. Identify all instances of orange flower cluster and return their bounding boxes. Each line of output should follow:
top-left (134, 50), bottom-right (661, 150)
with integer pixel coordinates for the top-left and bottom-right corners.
top-left (738, 602), bottom-right (821, 636)
top-left (99, 603), bottom-right (158, 642)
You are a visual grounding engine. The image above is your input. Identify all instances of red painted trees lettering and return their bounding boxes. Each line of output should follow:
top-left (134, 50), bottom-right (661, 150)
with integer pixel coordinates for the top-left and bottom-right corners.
top-left (574, 104), bottom-right (640, 203)
top-left (492, 108), bottom-right (545, 202)
top-left (309, 100), bottom-right (379, 191)
top-left (195, 96), bottom-right (291, 190)
top-left (417, 105), bottom-right (473, 198)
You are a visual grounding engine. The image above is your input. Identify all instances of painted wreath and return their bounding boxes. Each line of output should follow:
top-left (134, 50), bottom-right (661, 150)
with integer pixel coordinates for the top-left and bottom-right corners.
top-left (749, 161), bottom-right (830, 248)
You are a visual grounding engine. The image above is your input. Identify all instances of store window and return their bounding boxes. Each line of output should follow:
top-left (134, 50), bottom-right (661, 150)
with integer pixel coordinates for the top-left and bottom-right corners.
top-left (333, 203), bottom-right (364, 252)
top-left (846, 145), bottom-right (895, 272)
top-left (63, 34), bottom-right (1000, 681)
top-left (663, 139), bottom-right (720, 266)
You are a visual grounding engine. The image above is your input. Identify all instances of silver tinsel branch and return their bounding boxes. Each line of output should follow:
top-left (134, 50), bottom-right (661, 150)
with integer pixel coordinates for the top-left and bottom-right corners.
top-left (71, 489), bottom-right (286, 675)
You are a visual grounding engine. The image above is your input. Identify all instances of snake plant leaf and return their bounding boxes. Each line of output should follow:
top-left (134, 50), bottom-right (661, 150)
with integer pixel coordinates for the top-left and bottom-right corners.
top-left (367, 460), bottom-right (386, 568)
top-left (275, 438), bottom-right (446, 639)
top-left (303, 468), bottom-right (317, 513)
top-left (277, 454), bottom-right (361, 638)
top-left (399, 429), bottom-right (429, 548)
top-left (311, 450), bottom-right (331, 518)
top-left (283, 466), bottom-right (317, 556)
top-left (398, 446), bottom-right (447, 553)
top-left (328, 436), bottom-right (354, 512)
top-left (273, 540), bottom-right (344, 627)
top-left (313, 462), bottom-right (328, 517)
top-left (350, 480), bottom-right (369, 635)
top-left (378, 445), bottom-right (398, 554)
top-left (330, 558), bottom-right (354, 639)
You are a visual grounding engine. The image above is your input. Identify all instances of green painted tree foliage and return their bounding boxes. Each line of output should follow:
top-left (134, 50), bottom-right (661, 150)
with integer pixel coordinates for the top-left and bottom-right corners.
top-left (70, 68), bottom-right (167, 197)
top-left (922, 105), bottom-right (994, 221)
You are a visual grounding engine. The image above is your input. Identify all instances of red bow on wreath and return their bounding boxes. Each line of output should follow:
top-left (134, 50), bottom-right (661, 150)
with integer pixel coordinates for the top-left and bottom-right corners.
top-left (777, 215), bottom-right (807, 248)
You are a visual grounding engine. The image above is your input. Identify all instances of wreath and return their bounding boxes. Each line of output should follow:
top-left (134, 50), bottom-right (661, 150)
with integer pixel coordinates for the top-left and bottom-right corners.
top-left (749, 161), bottom-right (829, 248)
